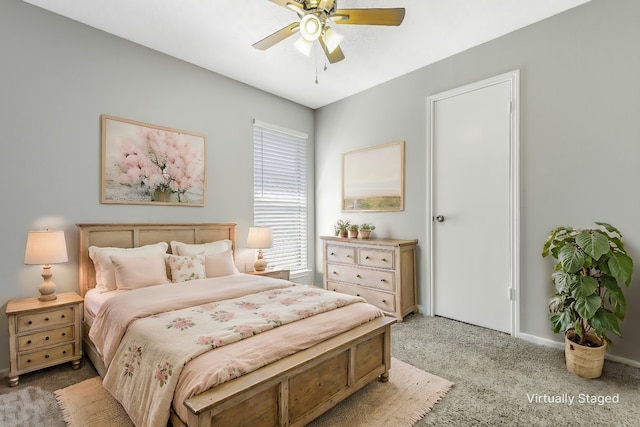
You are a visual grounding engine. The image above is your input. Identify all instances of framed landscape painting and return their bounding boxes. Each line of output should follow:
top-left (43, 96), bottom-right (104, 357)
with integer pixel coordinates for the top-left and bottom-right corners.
top-left (101, 115), bottom-right (206, 206)
top-left (342, 141), bottom-right (405, 211)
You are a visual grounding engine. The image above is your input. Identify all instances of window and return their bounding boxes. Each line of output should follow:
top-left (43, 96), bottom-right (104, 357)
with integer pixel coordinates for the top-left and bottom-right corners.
top-left (253, 120), bottom-right (308, 274)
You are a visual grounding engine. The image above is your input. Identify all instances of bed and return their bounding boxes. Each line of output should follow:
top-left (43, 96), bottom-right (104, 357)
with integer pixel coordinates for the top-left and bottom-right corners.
top-left (77, 223), bottom-right (395, 427)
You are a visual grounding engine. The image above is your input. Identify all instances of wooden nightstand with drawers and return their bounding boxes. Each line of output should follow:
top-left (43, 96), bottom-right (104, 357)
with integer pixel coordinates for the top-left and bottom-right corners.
top-left (245, 269), bottom-right (290, 281)
top-left (6, 292), bottom-right (83, 386)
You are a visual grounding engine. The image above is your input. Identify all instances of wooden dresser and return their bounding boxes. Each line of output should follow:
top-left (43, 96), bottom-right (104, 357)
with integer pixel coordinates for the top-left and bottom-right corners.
top-left (321, 236), bottom-right (418, 321)
top-left (6, 292), bottom-right (83, 386)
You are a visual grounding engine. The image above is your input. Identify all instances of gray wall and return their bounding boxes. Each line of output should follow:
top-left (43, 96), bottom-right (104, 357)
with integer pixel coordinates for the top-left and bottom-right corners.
top-left (315, 0), bottom-right (640, 364)
top-left (0, 0), bottom-right (314, 371)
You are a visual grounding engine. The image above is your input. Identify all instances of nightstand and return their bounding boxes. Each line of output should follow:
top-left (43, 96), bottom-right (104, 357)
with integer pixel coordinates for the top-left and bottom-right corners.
top-left (246, 269), bottom-right (290, 280)
top-left (6, 292), bottom-right (83, 386)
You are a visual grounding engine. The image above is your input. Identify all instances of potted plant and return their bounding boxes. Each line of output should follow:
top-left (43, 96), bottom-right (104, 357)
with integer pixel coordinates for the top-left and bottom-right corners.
top-left (541, 222), bottom-right (633, 378)
top-left (348, 224), bottom-right (359, 238)
top-left (335, 220), bottom-right (350, 238)
top-left (358, 223), bottom-right (375, 239)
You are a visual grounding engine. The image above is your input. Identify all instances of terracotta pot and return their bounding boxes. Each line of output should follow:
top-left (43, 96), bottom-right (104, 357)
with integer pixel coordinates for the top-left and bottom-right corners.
top-left (564, 330), bottom-right (606, 379)
top-left (338, 230), bottom-right (348, 238)
top-left (348, 230), bottom-right (358, 238)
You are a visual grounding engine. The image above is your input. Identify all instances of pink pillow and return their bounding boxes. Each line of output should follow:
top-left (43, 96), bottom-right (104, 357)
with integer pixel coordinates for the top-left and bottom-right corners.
top-left (205, 249), bottom-right (240, 277)
top-left (110, 253), bottom-right (169, 290)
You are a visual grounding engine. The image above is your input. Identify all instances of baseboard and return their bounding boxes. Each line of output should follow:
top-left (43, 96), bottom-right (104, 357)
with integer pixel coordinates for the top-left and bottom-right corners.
top-left (519, 332), bottom-right (640, 368)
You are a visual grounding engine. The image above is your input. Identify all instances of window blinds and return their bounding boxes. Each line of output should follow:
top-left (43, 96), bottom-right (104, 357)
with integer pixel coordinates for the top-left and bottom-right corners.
top-left (253, 121), bottom-right (308, 274)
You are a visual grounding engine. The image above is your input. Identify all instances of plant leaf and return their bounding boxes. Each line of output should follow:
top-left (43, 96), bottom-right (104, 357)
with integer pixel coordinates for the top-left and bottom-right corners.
top-left (575, 293), bottom-right (601, 320)
top-left (558, 244), bottom-right (585, 273)
top-left (590, 308), bottom-right (621, 338)
top-left (608, 252), bottom-right (633, 286)
top-left (576, 231), bottom-right (610, 260)
top-left (571, 275), bottom-right (598, 299)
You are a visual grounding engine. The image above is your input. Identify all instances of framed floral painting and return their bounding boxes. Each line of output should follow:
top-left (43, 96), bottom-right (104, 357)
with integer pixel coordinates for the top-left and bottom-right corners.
top-left (101, 115), bottom-right (206, 206)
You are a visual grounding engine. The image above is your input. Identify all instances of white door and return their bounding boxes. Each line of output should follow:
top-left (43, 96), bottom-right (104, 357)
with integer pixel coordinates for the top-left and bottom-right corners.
top-left (427, 71), bottom-right (519, 334)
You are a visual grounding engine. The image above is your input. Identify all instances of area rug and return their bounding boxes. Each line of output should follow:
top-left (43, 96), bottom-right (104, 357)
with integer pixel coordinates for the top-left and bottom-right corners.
top-left (55, 357), bottom-right (453, 427)
top-left (1, 385), bottom-right (63, 426)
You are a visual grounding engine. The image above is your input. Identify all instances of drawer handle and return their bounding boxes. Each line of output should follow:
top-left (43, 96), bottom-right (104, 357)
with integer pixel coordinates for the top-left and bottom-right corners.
top-left (27, 359), bottom-right (32, 364)
top-left (380, 279), bottom-right (386, 282)
top-left (382, 299), bottom-right (387, 303)
top-left (330, 252), bottom-right (335, 256)
top-left (332, 271), bottom-right (338, 275)
top-left (28, 321), bottom-right (33, 325)
top-left (44, 318), bottom-right (49, 322)
top-left (382, 258), bottom-right (388, 262)
top-left (356, 274), bottom-right (362, 278)
top-left (346, 254), bottom-right (351, 258)
top-left (356, 294), bottom-right (360, 297)
top-left (45, 336), bottom-right (50, 341)
top-left (62, 332), bottom-right (66, 337)
top-left (45, 354), bottom-right (50, 359)
top-left (27, 340), bottom-right (32, 344)
top-left (63, 350), bottom-right (67, 354)
top-left (61, 315), bottom-right (65, 319)
top-left (332, 289), bottom-right (337, 292)
top-left (365, 256), bottom-right (370, 259)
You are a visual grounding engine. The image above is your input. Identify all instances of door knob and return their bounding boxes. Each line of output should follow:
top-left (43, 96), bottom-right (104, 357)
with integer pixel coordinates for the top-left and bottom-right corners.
top-left (435, 215), bottom-right (445, 222)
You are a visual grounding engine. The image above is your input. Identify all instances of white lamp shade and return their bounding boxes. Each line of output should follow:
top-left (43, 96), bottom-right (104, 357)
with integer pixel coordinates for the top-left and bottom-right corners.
top-left (293, 36), bottom-right (314, 56)
top-left (246, 227), bottom-right (273, 249)
top-left (322, 26), bottom-right (343, 54)
top-left (299, 14), bottom-right (322, 41)
top-left (24, 230), bottom-right (68, 265)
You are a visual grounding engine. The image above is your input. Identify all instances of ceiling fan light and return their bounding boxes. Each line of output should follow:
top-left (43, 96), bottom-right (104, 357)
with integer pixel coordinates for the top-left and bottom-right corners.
top-left (293, 36), bottom-right (314, 56)
top-left (322, 26), bottom-right (343, 54)
top-left (299, 14), bottom-right (322, 41)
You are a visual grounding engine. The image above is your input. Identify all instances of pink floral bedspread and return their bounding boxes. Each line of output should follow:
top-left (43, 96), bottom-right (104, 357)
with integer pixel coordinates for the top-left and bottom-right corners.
top-left (99, 280), bottom-right (370, 427)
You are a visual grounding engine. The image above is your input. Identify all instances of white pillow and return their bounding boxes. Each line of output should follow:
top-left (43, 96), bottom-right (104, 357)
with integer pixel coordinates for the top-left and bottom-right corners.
top-left (205, 249), bottom-right (240, 278)
top-left (166, 253), bottom-right (207, 283)
top-left (89, 242), bottom-right (169, 292)
top-left (170, 240), bottom-right (232, 256)
top-left (110, 253), bottom-right (169, 290)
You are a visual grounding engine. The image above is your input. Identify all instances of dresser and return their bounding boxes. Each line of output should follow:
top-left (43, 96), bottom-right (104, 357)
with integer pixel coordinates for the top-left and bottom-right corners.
top-left (321, 236), bottom-right (418, 321)
top-left (6, 292), bottom-right (83, 386)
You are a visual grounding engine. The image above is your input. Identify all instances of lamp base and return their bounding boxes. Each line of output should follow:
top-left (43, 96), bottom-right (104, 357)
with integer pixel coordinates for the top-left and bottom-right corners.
top-left (254, 250), bottom-right (268, 271)
top-left (38, 266), bottom-right (57, 302)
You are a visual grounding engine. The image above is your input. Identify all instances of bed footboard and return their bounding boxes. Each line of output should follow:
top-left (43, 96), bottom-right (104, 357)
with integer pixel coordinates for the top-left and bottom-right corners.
top-left (178, 316), bottom-right (394, 427)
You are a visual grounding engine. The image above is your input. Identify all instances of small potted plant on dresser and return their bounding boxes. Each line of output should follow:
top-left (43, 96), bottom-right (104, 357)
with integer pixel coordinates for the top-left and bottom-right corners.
top-left (541, 222), bottom-right (634, 379)
top-left (348, 224), bottom-right (359, 238)
top-left (358, 224), bottom-right (375, 239)
top-left (335, 219), bottom-right (350, 238)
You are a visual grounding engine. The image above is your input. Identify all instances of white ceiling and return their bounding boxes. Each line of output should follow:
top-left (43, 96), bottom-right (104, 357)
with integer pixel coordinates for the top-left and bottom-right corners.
top-left (24, 0), bottom-right (591, 109)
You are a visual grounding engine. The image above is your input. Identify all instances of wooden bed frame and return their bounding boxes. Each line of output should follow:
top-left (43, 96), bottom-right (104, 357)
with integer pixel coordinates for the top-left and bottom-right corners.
top-left (77, 223), bottom-right (394, 427)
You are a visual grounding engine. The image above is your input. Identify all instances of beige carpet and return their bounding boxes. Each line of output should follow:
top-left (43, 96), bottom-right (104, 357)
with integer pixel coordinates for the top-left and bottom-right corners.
top-left (55, 357), bottom-right (453, 427)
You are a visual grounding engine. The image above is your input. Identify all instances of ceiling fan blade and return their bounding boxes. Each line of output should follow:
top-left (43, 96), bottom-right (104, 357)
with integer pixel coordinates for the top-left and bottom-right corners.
top-left (319, 38), bottom-right (345, 64)
top-left (332, 8), bottom-right (405, 26)
top-left (268, 0), bottom-right (303, 10)
top-left (253, 22), bottom-right (300, 50)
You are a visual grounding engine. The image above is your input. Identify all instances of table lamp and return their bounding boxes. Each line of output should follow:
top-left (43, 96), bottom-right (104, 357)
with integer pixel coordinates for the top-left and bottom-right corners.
top-left (24, 229), bottom-right (68, 301)
top-left (246, 227), bottom-right (273, 271)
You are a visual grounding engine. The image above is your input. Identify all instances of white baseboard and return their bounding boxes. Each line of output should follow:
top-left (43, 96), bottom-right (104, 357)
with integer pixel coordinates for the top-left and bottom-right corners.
top-left (519, 332), bottom-right (640, 368)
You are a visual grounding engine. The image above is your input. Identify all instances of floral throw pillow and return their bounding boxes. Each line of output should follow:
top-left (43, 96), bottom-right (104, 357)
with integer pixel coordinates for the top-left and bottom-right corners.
top-left (166, 253), bottom-right (206, 283)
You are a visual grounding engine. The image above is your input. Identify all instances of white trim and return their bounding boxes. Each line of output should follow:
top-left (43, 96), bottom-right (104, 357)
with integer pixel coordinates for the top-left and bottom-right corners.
top-left (519, 332), bottom-right (640, 369)
top-left (426, 70), bottom-right (521, 337)
top-left (253, 119), bottom-right (309, 140)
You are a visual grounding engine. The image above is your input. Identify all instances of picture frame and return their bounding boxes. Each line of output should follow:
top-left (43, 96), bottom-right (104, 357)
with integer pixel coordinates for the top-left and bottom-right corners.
top-left (342, 141), bottom-right (405, 212)
top-left (101, 115), bottom-right (206, 206)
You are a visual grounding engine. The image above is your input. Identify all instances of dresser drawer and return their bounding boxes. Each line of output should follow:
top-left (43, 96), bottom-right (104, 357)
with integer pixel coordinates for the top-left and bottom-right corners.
top-left (17, 343), bottom-right (75, 370)
top-left (326, 245), bottom-right (356, 264)
top-left (16, 307), bottom-right (74, 333)
top-left (17, 325), bottom-right (74, 352)
top-left (359, 248), bottom-right (395, 270)
top-left (326, 263), bottom-right (394, 292)
top-left (328, 282), bottom-right (395, 314)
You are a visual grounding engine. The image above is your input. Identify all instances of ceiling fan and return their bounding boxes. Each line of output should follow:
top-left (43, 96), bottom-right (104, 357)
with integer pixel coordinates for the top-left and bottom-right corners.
top-left (253, 0), bottom-right (405, 64)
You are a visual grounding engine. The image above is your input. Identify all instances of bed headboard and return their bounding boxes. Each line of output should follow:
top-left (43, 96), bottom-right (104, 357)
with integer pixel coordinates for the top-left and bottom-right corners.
top-left (76, 223), bottom-right (237, 297)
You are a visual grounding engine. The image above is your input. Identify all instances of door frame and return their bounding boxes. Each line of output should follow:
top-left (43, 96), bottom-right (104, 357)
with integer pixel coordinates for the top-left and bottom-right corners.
top-left (426, 70), bottom-right (521, 337)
